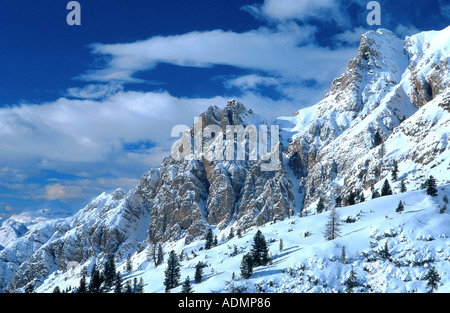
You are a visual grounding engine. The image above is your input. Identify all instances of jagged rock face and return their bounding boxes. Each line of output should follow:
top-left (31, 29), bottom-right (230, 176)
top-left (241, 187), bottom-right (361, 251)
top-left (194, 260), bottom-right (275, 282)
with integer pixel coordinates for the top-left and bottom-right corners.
top-left (282, 27), bottom-right (450, 211)
top-left (142, 100), bottom-right (295, 244)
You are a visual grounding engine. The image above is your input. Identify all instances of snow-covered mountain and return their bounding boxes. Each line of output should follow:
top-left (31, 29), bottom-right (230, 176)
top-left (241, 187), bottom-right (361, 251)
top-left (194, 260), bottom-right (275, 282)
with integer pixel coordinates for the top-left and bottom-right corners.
top-left (0, 26), bottom-right (449, 293)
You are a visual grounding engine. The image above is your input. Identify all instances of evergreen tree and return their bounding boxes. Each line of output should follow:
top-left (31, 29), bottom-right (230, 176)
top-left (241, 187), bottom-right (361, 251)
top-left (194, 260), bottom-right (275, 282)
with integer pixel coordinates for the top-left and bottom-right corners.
top-left (137, 278), bottom-right (144, 293)
top-left (124, 280), bottom-right (132, 293)
top-left (391, 160), bottom-right (399, 181)
top-left (381, 179), bottom-right (393, 196)
top-left (443, 194), bottom-right (449, 204)
top-left (316, 197), bottom-right (325, 213)
top-left (400, 179), bottom-right (407, 193)
top-left (237, 229), bottom-right (242, 238)
top-left (424, 267), bottom-right (441, 293)
top-left (78, 275), bottom-right (87, 293)
top-left (156, 244), bottom-right (164, 266)
top-left (164, 250), bottom-right (181, 292)
top-left (240, 253), bottom-right (254, 279)
top-left (88, 263), bottom-right (103, 293)
top-left (425, 176), bottom-right (438, 197)
top-left (373, 130), bottom-right (383, 147)
top-left (324, 207), bottom-right (342, 241)
top-left (279, 238), bottom-right (284, 252)
top-left (126, 255), bottom-right (133, 273)
top-left (396, 200), bottom-right (405, 213)
top-left (439, 204), bottom-right (447, 214)
top-left (377, 242), bottom-right (391, 260)
top-left (344, 266), bottom-right (358, 293)
top-left (372, 190), bottom-right (380, 199)
top-left (335, 195), bottom-right (342, 208)
top-left (228, 227), bottom-right (235, 240)
top-left (360, 192), bottom-right (365, 203)
top-left (181, 276), bottom-right (194, 293)
top-left (347, 191), bottom-right (356, 206)
top-left (53, 286), bottom-right (61, 293)
top-left (194, 262), bottom-right (204, 284)
top-left (205, 229), bottom-right (214, 250)
top-left (103, 254), bottom-right (116, 289)
top-left (250, 230), bottom-right (269, 267)
top-left (114, 271), bottom-right (122, 293)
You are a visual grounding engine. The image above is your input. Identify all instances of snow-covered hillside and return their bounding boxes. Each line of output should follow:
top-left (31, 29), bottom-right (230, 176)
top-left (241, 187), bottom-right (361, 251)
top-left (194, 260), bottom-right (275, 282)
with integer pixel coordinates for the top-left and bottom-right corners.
top-left (36, 185), bottom-right (450, 293)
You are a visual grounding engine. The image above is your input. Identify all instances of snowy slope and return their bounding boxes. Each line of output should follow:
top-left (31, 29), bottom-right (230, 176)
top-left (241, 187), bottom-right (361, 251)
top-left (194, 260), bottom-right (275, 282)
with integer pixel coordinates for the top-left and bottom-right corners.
top-left (36, 185), bottom-right (450, 293)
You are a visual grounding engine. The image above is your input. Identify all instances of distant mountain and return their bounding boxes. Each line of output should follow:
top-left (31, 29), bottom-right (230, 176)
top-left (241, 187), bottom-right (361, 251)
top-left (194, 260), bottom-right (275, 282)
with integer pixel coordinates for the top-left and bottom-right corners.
top-left (0, 26), bottom-right (449, 293)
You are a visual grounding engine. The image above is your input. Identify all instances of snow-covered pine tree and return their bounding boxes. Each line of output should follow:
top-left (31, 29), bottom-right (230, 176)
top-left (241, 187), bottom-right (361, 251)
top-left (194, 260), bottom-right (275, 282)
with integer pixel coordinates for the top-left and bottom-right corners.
top-left (316, 197), bottom-right (325, 213)
top-left (205, 229), bottom-right (214, 250)
top-left (344, 266), bottom-right (358, 293)
top-left (400, 179), bottom-right (407, 193)
top-left (424, 267), bottom-right (441, 293)
top-left (181, 276), bottom-right (194, 293)
top-left (250, 230), bottom-right (269, 266)
top-left (392, 160), bottom-right (399, 181)
top-left (194, 262), bottom-right (204, 284)
top-left (425, 176), bottom-right (438, 197)
top-left (381, 179), bottom-right (393, 196)
top-left (396, 201), bottom-right (404, 213)
top-left (164, 250), bottom-right (181, 292)
top-left (324, 207), bottom-right (342, 241)
top-left (240, 253), bottom-right (253, 279)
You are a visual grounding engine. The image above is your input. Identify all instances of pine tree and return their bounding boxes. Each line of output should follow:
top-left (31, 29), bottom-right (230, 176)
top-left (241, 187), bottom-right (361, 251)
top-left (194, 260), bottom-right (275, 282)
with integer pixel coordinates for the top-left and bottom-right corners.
top-left (381, 179), bottom-right (393, 196)
top-left (396, 200), bottom-right (405, 213)
top-left (205, 229), bottom-right (214, 250)
top-left (78, 275), bottom-right (87, 293)
top-left (391, 160), bottom-right (399, 181)
top-left (316, 197), bottom-right (325, 213)
top-left (400, 179), bottom-right (407, 193)
top-left (137, 278), bottom-right (144, 293)
top-left (347, 191), bottom-right (356, 206)
top-left (228, 227), bottom-right (235, 240)
top-left (335, 195), bottom-right (342, 208)
top-left (372, 190), bottom-right (380, 199)
top-left (156, 244), bottom-right (164, 267)
top-left (181, 276), bottom-right (194, 293)
top-left (194, 261), bottom-right (204, 284)
top-left (103, 254), bottom-right (116, 289)
top-left (237, 229), bottom-right (242, 238)
top-left (164, 250), bottom-right (181, 292)
top-left (344, 266), bottom-right (358, 293)
top-left (240, 253), bottom-right (254, 279)
top-left (114, 271), bottom-right (122, 293)
top-left (279, 238), bottom-right (284, 252)
top-left (373, 130), bottom-right (383, 147)
top-left (377, 242), bottom-right (391, 260)
top-left (324, 207), bottom-right (342, 241)
top-left (443, 194), bottom-right (449, 204)
top-left (53, 286), bottom-right (61, 293)
top-left (439, 204), bottom-right (447, 214)
top-left (126, 255), bottom-right (133, 273)
top-left (250, 230), bottom-right (269, 267)
top-left (425, 176), bottom-right (438, 197)
top-left (88, 263), bottom-right (103, 293)
top-left (424, 267), bottom-right (441, 293)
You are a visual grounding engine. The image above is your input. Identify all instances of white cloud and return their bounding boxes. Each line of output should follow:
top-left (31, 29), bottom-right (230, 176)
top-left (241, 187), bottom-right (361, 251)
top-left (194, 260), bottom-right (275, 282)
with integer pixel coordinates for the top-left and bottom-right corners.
top-left (80, 25), bottom-right (353, 87)
top-left (242, 0), bottom-right (354, 27)
top-left (333, 27), bottom-right (370, 45)
top-left (66, 83), bottom-right (124, 99)
top-left (225, 74), bottom-right (279, 91)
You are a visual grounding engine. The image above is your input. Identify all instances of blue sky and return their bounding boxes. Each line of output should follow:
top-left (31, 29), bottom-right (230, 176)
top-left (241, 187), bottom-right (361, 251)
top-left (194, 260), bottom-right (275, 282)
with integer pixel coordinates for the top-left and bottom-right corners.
top-left (0, 0), bottom-right (449, 216)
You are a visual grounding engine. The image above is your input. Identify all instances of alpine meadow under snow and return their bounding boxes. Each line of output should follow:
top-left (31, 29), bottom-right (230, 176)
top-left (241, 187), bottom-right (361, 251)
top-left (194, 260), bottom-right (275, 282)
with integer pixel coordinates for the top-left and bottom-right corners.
top-left (0, 26), bottom-right (449, 294)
